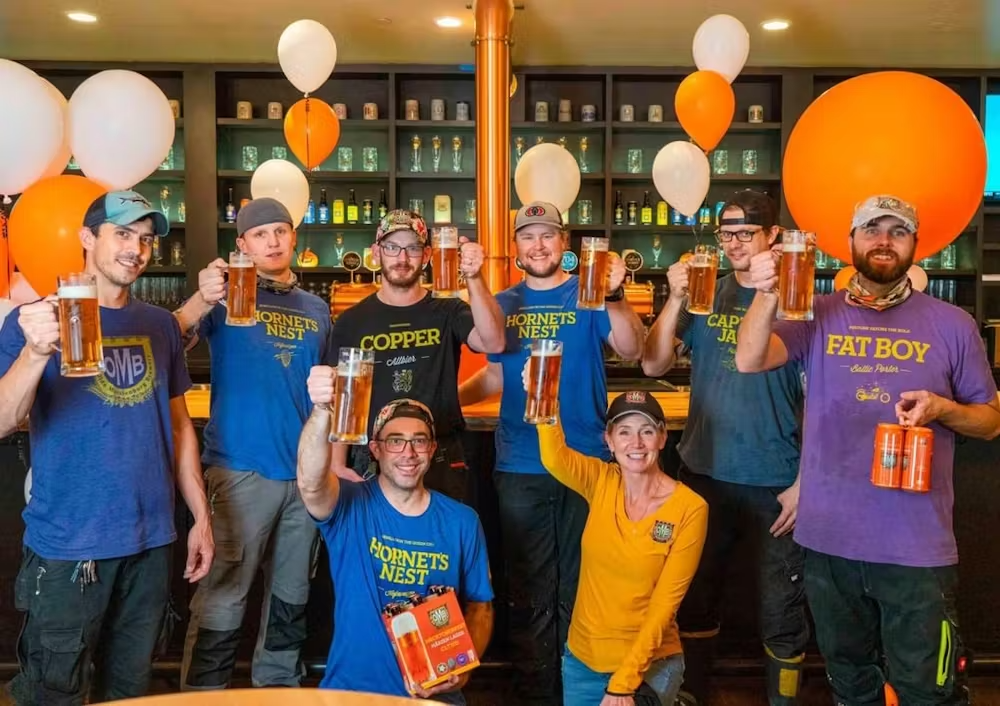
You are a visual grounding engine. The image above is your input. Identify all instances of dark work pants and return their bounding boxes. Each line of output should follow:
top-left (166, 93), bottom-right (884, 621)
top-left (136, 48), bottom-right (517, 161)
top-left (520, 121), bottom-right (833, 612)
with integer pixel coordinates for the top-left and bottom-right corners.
top-left (677, 469), bottom-right (810, 703)
top-left (805, 550), bottom-right (969, 706)
top-left (494, 470), bottom-right (589, 705)
top-left (9, 545), bottom-right (171, 705)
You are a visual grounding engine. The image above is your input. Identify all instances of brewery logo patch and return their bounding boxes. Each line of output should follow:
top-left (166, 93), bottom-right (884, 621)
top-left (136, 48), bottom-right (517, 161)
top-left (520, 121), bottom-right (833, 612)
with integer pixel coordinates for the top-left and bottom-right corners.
top-left (651, 521), bottom-right (674, 543)
top-left (625, 391), bottom-right (647, 403)
top-left (525, 205), bottom-right (546, 217)
top-left (88, 336), bottom-right (156, 408)
top-left (428, 604), bottom-right (451, 629)
top-left (561, 251), bottom-right (578, 272)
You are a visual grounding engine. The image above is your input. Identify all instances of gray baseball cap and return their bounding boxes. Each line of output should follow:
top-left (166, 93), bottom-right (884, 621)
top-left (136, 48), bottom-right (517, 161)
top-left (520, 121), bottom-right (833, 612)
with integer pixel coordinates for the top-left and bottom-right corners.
top-left (236, 198), bottom-right (294, 236)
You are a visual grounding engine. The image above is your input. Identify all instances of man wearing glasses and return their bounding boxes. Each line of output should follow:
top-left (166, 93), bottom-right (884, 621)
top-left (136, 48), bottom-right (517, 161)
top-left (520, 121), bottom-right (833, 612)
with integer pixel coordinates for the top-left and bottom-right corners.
top-left (324, 210), bottom-right (505, 504)
top-left (297, 392), bottom-right (494, 704)
top-left (642, 190), bottom-right (809, 705)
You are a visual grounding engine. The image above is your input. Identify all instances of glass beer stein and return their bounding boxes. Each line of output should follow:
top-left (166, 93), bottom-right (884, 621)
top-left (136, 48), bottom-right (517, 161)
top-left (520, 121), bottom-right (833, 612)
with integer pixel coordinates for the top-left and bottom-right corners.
top-left (577, 237), bottom-right (609, 311)
top-left (329, 348), bottom-right (376, 445)
top-left (432, 227), bottom-right (461, 298)
top-left (226, 251), bottom-right (257, 326)
top-left (524, 339), bottom-right (563, 425)
top-left (777, 230), bottom-right (817, 321)
top-left (686, 244), bottom-right (719, 315)
top-left (58, 273), bottom-right (104, 377)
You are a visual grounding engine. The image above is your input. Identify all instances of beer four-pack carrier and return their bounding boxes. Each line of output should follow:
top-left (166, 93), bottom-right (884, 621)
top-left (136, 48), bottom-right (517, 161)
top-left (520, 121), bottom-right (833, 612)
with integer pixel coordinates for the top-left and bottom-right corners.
top-left (382, 585), bottom-right (480, 695)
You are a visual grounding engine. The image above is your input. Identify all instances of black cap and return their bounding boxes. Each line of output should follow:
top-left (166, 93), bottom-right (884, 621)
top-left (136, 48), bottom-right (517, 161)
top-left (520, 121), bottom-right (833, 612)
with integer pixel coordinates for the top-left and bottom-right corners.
top-left (607, 391), bottom-right (666, 427)
top-left (719, 190), bottom-right (778, 229)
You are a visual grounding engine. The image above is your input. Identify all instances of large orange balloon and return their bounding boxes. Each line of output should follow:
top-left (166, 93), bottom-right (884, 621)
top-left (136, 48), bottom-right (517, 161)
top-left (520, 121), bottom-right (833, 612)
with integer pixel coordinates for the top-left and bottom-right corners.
top-left (284, 98), bottom-right (341, 170)
top-left (675, 70), bottom-right (735, 152)
top-left (783, 72), bottom-right (986, 263)
top-left (9, 175), bottom-right (105, 296)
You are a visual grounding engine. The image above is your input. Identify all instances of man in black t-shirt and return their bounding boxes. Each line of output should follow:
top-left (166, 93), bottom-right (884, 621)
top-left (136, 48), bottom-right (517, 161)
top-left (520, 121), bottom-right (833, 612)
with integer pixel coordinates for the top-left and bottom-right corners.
top-left (324, 210), bottom-right (505, 503)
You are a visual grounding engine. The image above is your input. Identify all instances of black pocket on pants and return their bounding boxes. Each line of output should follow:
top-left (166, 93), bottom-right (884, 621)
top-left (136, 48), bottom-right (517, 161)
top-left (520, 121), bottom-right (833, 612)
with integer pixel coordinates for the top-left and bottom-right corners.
top-left (40, 628), bottom-right (85, 694)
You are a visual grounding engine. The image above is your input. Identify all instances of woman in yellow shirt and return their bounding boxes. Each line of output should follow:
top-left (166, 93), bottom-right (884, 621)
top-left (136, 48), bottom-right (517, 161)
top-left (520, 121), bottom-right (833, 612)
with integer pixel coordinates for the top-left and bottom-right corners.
top-left (534, 388), bottom-right (709, 706)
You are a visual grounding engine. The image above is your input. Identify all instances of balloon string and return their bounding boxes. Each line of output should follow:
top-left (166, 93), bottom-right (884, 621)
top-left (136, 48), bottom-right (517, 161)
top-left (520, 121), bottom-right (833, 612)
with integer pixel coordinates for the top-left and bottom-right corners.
top-left (304, 96), bottom-right (312, 174)
top-left (1, 199), bottom-right (10, 295)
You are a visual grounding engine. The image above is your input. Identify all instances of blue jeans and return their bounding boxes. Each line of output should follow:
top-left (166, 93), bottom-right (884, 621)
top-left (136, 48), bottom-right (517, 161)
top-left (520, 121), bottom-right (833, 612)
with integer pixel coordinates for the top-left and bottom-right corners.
top-left (562, 645), bottom-right (684, 706)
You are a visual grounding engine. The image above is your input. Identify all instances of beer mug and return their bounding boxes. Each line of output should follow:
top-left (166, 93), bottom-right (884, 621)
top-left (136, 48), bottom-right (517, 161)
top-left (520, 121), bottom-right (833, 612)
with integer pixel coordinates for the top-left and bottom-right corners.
top-left (686, 244), bottom-right (719, 315)
top-left (524, 339), bottom-right (563, 425)
top-left (577, 237), bottom-right (609, 311)
top-left (432, 227), bottom-right (461, 298)
top-left (329, 348), bottom-right (375, 445)
top-left (226, 251), bottom-right (257, 326)
top-left (777, 230), bottom-right (817, 321)
top-left (57, 273), bottom-right (104, 378)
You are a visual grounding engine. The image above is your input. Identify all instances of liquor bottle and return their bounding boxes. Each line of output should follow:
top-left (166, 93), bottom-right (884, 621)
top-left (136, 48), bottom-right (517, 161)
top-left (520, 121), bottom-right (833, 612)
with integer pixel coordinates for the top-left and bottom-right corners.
top-left (224, 188), bottom-right (236, 223)
top-left (304, 196), bottom-right (316, 225)
top-left (347, 189), bottom-right (359, 224)
top-left (640, 191), bottom-right (652, 226)
top-left (378, 189), bottom-right (388, 219)
top-left (613, 190), bottom-right (624, 226)
top-left (333, 198), bottom-right (345, 224)
top-left (656, 200), bottom-right (668, 226)
top-left (362, 199), bottom-right (374, 225)
top-left (318, 188), bottom-right (330, 225)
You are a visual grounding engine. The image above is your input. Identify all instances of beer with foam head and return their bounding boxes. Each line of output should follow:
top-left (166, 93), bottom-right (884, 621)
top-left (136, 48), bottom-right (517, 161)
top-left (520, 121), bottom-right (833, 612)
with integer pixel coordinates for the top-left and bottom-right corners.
top-left (686, 244), bottom-right (719, 315)
top-left (577, 237), bottom-right (609, 310)
top-left (226, 251), bottom-right (257, 326)
top-left (58, 273), bottom-right (104, 378)
top-left (432, 227), bottom-right (460, 298)
top-left (524, 339), bottom-right (563, 425)
top-left (390, 610), bottom-right (433, 686)
top-left (777, 230), bottom-right (816, 321)
top-left (329, 347), bottom-right (375, 445)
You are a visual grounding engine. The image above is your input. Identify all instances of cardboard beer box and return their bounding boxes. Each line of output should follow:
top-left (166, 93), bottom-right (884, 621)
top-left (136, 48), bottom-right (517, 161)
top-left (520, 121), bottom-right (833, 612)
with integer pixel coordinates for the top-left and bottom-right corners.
top-left (382, 585), bottom-right (480, 695)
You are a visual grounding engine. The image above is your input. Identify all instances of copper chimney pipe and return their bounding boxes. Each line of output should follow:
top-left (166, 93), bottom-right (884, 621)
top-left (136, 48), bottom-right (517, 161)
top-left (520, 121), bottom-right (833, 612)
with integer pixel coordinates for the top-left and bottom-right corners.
top-left (474, 0), bottom-right (514, 293)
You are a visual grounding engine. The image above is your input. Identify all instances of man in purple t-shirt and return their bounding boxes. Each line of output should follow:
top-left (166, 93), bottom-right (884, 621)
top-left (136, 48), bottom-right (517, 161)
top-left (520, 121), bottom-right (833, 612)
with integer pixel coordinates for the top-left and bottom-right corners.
top-left (734, 195), bottom-right (1000, 705)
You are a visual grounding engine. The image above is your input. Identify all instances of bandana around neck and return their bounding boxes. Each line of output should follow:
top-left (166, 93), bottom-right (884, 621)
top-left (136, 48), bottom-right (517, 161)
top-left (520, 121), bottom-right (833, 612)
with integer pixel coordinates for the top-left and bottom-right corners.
top-left (258, 272), bottom-right (298, 295)
top-left (844, 272), bottom-right (912, 312)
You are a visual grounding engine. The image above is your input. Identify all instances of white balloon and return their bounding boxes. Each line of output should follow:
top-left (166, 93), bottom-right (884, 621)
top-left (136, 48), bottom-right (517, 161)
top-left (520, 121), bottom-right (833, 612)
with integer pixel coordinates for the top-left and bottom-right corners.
top-left (652, 142), bottom-right (711, 218)
top-left (907, 265), bottom-right (928, 292)
top-left (0, 59), bottom-right (64, 197)
top-left (250, 159), bottom-right (310, 227)
top-left (278, 20), bottom-right (338, 94)
top-left (514, 143), bottom-right (581, 213)
top-left (38, 78), bottom-right (71, 179)
top-left (69, 70), bottom-right (176, 190)
top-left (692, 14), bottom-right (750, 84)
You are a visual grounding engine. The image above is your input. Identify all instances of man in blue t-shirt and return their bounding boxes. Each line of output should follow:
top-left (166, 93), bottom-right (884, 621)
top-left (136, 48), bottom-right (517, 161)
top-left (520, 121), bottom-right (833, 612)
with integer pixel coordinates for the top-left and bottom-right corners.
top-left (642, 190), bottom-right (808, 705)
top-left (458, 201), bottom-right (645, 704)
top-left (0, 190), bottom-right (213, 705)
top-left (174, 198), bottom-right (331, 690)
top-left (297, 376), bottom-right (494, 704)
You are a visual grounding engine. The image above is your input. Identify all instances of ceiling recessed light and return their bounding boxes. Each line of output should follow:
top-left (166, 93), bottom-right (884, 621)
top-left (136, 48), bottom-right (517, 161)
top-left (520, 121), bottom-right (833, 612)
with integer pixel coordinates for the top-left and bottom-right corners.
top-left (67, 11), bottom-right (98, 23)
top-left (761, 19), bottom-right (790, 31)
top-left (435, 16), bottom-right (462, 28)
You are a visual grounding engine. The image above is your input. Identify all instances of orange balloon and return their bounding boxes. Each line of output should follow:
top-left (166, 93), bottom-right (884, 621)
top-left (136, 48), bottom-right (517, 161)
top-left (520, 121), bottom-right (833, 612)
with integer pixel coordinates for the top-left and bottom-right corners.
top-left (283, 98), bottom-right (341, 170)
top-left (675, 70), bottom-right (735, 152)
top-left (9, 175), bottom-right (106, 297)
top-left (783, 71), bottom-right (986, 263)
top-left (833, 265), bottom-right (857, 291)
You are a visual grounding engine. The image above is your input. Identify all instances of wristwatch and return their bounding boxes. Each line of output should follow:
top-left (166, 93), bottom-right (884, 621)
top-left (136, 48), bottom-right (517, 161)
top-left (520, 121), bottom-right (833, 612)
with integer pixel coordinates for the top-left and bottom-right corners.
top-left (605, 285), bottom-right (625, 302)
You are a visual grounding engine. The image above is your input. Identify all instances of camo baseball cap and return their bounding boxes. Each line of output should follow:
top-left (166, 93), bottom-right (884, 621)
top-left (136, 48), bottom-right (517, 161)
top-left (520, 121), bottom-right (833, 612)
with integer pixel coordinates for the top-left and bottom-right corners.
top-left (375, 209), bottom-right (429, 245)
top-left (851, 195), bottom-right (919, 233)
top-left (372, 398), bottom-right (436, 440)
top-left (83, 190), bottom-right (169, 236)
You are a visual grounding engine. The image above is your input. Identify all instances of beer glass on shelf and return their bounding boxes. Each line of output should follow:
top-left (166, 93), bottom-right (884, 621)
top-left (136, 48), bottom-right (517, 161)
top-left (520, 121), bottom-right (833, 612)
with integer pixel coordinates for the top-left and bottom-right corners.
top-left (686, 244), bottom-right (719, 315)
top-left (329, 347), bottom-right (375, 445)
top-left (777, 230), bottom-right (816, 321)
top-left (577, 237), bottom-right (609, 311)
top-left (57, 273), bottom-right (104, 378)
top-left (432, 227), bottom-right (460, 298)
top-left (226, 251), bottom-right (257, 326)
top-left (524, 339), bottom-right (563, 425)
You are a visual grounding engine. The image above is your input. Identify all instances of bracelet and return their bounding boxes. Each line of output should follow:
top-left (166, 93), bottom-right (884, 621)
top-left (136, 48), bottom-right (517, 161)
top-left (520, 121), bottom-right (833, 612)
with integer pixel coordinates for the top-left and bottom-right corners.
top-left (605, 285), bottom-right (625, 302)
top-left (604, 688), bottom-right (635, 697)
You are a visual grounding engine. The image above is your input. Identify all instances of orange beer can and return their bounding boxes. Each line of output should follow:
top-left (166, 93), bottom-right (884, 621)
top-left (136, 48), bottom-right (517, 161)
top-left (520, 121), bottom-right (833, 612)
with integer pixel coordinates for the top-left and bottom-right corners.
top-left (901, 426), bottom-right (934, 493)
top-left (871, 423), bottom-right (905, 489)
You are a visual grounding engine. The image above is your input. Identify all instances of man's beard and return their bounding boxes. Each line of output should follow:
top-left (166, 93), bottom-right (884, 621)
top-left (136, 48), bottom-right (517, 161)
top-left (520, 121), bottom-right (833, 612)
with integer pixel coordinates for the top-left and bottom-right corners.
top-left (520, 258), bottom-right (560, 278)
top-left (852, 243), bottom-right (912, 285)
top-left (383, 264), bottom-right (422, 289)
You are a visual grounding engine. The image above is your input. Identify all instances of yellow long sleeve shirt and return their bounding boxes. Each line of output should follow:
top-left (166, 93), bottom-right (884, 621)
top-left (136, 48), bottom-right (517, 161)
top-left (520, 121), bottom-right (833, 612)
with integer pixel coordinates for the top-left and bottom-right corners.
top-left (538, 422), bottom-right (708, 694)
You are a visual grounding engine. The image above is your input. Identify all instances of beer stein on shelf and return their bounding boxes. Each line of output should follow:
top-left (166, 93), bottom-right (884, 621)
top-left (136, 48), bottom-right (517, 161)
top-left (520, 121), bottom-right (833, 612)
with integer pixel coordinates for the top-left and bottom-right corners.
top-left (57, 273), bottom-right (104, 378)
top-left (524, 339), bottom-right (563, 425)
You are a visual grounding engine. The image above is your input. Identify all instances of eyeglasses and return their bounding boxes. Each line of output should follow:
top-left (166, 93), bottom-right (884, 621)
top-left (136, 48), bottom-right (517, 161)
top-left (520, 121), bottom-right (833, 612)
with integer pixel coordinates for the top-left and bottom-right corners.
top-left (380, 242), bottom-right (426, 258)
top-left (715, 228), bottom-right (761, 243)
top-left (378, 436), bottom-right (433, 453)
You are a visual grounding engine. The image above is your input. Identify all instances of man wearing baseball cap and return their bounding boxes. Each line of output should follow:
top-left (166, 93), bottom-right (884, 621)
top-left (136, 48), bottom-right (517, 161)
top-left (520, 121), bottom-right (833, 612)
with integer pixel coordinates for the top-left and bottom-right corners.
top-left (175, 197), bottom-right (331, 690)
top-left (322, 208), bottom-right (504, 505)
top-left (0, 190), bottom-right (213, 703)
top-left (738, 194), bottom-right (1000, 705)
top-left (643, 190), bottom-right (809, 705)
top-left (459, 200), bottom-right (644, 703)
top-left (297, 390), bottom-right (494, 702)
